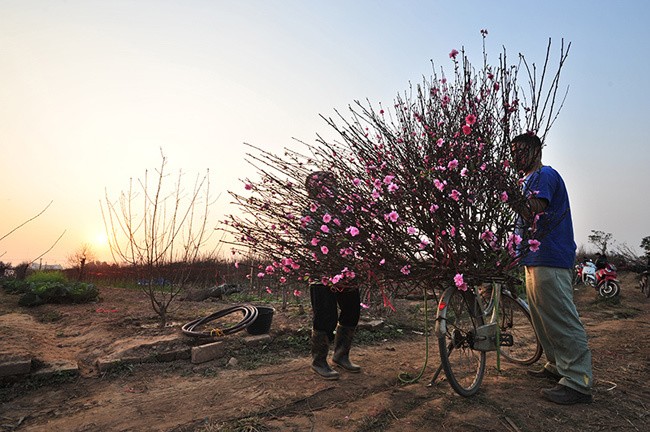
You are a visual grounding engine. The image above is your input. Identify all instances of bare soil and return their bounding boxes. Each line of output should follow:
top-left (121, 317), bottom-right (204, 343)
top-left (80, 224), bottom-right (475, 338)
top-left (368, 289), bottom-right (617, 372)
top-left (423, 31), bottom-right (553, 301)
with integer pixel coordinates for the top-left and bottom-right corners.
top-left (1, 272), bottom-right (648, 432)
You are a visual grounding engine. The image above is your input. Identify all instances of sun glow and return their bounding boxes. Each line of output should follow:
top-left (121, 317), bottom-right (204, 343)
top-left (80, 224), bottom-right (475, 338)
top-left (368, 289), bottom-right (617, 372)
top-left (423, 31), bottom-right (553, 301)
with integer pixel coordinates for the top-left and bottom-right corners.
top-left (94, 232), bottom-right (109, 248)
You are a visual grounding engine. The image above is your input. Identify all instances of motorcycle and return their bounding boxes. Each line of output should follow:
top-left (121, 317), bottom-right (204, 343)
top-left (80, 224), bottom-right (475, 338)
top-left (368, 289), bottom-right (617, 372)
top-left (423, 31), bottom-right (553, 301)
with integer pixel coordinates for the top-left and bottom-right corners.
top-left (574, 260), bottom-right (620, 298)
top-left (573, 260), bottom-right (596, 286)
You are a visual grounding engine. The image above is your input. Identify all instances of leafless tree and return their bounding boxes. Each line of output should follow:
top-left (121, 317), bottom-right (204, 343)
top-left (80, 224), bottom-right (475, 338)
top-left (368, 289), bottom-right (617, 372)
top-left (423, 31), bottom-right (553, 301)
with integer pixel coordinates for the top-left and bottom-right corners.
top-left (101, 151), bottom-right (215, 326)
top-left (67, 243), bottom-right (96, 281)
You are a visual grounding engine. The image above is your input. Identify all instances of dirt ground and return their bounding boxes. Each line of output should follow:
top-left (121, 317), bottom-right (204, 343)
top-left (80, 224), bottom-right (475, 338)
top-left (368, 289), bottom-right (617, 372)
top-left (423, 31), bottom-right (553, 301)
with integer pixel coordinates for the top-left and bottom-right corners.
top-left (1, 272), bottom-right (648, 432)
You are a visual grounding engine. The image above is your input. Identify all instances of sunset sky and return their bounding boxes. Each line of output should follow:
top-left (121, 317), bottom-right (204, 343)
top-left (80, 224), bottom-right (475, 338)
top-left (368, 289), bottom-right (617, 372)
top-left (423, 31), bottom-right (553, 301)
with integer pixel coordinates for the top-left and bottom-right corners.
top-left (1, 0), bottom-right (649, 266)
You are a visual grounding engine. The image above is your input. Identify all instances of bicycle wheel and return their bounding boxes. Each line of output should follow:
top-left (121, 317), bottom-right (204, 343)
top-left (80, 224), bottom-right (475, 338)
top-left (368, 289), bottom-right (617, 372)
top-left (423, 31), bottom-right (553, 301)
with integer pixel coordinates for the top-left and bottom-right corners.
top-left (436, 286), bottom-right (486, 397)
top-left (498, 293), bottom-right (542, 365)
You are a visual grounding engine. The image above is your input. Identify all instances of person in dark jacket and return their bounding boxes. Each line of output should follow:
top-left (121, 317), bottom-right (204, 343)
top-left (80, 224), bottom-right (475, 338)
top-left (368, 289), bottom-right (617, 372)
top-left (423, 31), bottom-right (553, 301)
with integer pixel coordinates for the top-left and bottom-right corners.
top-left (304, 171), bottom-right (361, 380)
top-left (594, 252), bottom-right (608, 270)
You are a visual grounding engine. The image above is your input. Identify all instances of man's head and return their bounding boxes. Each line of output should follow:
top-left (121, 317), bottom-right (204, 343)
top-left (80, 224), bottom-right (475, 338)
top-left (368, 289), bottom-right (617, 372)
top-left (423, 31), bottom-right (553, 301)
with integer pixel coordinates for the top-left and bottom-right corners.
top-left (305, 171), bottom-right (337, 200)
top-left (510, 133), bottom-right (543, 174)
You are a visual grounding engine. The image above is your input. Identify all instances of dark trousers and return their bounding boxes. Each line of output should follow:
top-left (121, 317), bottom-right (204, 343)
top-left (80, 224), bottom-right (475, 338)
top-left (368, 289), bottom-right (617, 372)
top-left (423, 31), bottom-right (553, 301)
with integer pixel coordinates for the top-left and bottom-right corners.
top-left (310, 284), bottom-right (360, 341)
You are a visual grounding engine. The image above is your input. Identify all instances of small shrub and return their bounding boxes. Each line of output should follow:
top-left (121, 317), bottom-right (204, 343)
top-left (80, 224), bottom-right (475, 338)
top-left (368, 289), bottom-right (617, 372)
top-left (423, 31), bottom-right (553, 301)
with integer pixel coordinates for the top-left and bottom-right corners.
top-left (26, 271), bottom-right (67, 284)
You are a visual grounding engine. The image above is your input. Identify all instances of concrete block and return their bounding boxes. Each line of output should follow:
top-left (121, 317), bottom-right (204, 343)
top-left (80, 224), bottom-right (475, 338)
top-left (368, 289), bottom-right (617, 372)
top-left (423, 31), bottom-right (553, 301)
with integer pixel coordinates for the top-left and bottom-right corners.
top-left (191, 341), bottom-right (226, 364)
top-left (242, 334), bottom-right (272, 346)
top-left (0, 356), bottom-right (31, 377)
top-left (31, 360), bottom-right (79, 379)
top-left (358, 319), bottom-right (385, 330)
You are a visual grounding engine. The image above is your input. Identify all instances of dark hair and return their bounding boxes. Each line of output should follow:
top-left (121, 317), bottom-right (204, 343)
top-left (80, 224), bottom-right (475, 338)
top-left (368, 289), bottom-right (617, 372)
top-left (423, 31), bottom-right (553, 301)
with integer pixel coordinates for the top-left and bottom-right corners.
top-left (305, 171), bottom-right (337, 199)
top-left (511, 133), bottom-right (542, 148)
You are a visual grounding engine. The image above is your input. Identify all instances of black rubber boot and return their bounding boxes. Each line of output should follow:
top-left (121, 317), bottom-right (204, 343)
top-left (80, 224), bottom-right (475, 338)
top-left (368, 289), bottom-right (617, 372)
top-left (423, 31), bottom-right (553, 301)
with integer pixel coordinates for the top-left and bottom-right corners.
top-left (311, 330), bottom-right (339, 380)
top-left (332, 325), bottom-right (361, 373)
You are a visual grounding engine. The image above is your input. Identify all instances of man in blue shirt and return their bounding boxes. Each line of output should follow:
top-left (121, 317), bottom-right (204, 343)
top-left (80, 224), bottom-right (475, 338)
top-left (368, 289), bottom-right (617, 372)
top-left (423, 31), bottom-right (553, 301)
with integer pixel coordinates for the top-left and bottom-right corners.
top-left (510, 133), bottom-right (593, 405)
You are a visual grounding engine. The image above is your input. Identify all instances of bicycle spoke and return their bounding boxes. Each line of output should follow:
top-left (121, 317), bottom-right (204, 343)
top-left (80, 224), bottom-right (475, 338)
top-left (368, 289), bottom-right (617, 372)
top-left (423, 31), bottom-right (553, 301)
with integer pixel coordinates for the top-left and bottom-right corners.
top-left (436, 287), bottom-right (485, 396)
top-left (498, 293), bottom-right (542, 365)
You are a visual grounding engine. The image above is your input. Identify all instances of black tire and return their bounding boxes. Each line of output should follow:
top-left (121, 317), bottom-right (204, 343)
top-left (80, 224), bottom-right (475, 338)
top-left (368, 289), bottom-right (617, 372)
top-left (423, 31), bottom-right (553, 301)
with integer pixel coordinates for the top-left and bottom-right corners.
top-left (436, 286), bottom-right (486, 397)
top-left (598, 280), bottom-right (620, 298)
top-left (498, 293), bottom-right (543, 365)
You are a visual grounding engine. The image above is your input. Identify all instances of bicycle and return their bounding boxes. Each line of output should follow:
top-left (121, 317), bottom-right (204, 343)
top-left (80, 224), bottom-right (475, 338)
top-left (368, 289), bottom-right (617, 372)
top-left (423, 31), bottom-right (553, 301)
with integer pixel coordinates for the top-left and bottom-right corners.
top-left (432, 278), bottom-right (542, 397)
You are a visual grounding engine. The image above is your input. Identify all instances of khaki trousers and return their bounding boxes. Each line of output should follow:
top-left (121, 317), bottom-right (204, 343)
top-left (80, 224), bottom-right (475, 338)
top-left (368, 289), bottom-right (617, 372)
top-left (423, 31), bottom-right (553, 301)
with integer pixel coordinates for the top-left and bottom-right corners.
top-left (525, 266), bottom-right (593, 395)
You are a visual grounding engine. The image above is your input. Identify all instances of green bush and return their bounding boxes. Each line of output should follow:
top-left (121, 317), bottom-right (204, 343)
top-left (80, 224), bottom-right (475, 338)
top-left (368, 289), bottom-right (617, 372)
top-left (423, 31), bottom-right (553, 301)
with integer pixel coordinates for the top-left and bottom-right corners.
top-left (3, 269), bottom-right (99, 306)
top-left (26, 271), bottom-right (67, 284)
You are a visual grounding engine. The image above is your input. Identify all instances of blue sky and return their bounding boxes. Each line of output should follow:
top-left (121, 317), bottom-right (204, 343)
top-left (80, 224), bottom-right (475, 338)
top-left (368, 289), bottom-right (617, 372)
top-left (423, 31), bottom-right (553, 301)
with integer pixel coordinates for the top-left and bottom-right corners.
top-left (1, 0), bottom-right (649, 264)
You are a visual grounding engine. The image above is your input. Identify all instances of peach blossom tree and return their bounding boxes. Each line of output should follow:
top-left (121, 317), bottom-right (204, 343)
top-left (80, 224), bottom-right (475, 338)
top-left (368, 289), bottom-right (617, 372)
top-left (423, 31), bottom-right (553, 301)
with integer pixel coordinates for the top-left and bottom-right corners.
top-left (224, 33), bottom-right (570, 302)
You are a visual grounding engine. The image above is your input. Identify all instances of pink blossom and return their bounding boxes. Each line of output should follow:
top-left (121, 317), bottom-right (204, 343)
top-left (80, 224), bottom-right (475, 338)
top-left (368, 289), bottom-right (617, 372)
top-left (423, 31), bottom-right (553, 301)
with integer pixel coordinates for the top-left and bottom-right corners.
top-left (401, 265), bottom-right (411, 275)
top-left (265, 265), bottom-right (274, 274)
top-left (323, 214), bottom-right (331, 223)
top-left (462, 125), bottom-right (472, 135)
top-left (320, 245), bottom-right (329, 255)
top-left (371, 189), bottom-right (381, 199)
top-left (450, 226), bottom-right (456, 237)
top-left (234, 262), bottom-right (240, 269)
top-left (480, 163), bottom-right (487, 171)
top-left (454, 273), bottom-right (468, 291)
top-left (266, 287), bottom-right (272, 294)
top-left (465, 114), bottom-right (477, 125)
top-left (383, 175), bottom-right (395, 184)
top-left (385, 210), bottom-right (399, 222)
top-left (333, 218), bottom-right (341, 226)
top-left (310, 203), bottom-right (318, 212)
top-left (500, 191), bottom-right (509, 202)
top-left (293, 289), bottom-right (302, 297)
top-left (436, 138), bottom-right (445, 147)
top-left (352, 178), bottom-right (361, 186)
top-left (257, 272), bottom-right (265, 278)
top-left (379, 259), bottom-right (386, 265)
top-left (360, 302), bottom-right (370, 309)
top-left (429, 204), bottom-right (439, 213)
top-left (346, 226), bottom-right (360, 237)
top-left (447, 159), bottom-right (459, 170)
top-left (460, 167), bottom-right (468, 177)
top-left (244, 183), bottom-right (253, 190)
top-left (528, 239), bottom-right (541, 252)
top-left (407, 226), bottom-right (417, 235)
top-left (388, 183), bottom-right (399, 192)
top-left (280, 277), bottom-right (287, 284)
top-left (339, 247), bottom-right (353, 257)
top-left (449, 189), bottom-right (461, 201)
top-left (320, 225), bottom-right (329, 233)
top-left (433, 179), bottom-right (445, 191)
top-left (449, 49), bottom-right (459, 59)
top-left (311, 237), bottom-right (320, 246)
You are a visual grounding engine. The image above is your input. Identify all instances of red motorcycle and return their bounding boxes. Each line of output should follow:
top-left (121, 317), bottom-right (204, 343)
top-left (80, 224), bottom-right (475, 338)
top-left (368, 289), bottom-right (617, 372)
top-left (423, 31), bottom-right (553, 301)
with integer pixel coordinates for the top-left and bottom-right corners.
top-left (574, 260), bottom-right (619, 298)
top-left (593, 263), bottom-right (620, 298)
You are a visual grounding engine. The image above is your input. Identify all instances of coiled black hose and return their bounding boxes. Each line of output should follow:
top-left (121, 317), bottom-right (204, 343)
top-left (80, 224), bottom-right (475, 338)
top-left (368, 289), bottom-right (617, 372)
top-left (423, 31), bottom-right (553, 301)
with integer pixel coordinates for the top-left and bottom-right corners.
top-left (181, 304), bottom-right (258, 338)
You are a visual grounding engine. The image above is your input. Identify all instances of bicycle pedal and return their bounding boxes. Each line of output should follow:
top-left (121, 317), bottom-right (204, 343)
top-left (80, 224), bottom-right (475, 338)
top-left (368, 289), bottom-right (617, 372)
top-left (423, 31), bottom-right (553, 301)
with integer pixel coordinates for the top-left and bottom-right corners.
top-left (499, 333), bottom-right (514, 347)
